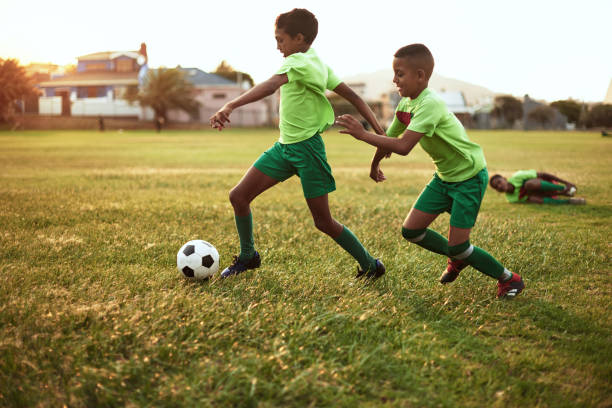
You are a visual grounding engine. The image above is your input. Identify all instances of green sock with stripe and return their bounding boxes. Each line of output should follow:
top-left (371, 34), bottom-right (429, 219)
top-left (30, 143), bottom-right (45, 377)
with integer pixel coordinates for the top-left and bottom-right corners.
top-left (449, 241), bottom-right (509, 280)
top-left (402, 227), bottom-right (449, 256)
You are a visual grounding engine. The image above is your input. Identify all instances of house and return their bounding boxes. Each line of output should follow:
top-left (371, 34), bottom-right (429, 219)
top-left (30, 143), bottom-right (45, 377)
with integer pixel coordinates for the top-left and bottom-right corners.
top-left (342, 69), bottom-right (495, 128)
top-left (38, 43), bottom-right (148, 117)
top-left (167, 67), bottom-right (277, 127)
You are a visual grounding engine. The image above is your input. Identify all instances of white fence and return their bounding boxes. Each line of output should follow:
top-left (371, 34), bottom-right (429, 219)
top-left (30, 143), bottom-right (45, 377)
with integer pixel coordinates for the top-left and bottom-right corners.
top-left (38, 96), bottom-right (145, 117)
top-left (39, 96), bottom-right (62, 115)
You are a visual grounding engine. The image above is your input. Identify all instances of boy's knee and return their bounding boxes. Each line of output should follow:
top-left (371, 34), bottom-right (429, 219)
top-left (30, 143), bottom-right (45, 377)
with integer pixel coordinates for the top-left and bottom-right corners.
top-left (402, 227), bottom-right (426, 243)
top-left (448, 241), bottom-right (473, 260)
top-left (229, 187), bottom-right (247, 208)
top-left (313, 216), bottom-right (333, 234)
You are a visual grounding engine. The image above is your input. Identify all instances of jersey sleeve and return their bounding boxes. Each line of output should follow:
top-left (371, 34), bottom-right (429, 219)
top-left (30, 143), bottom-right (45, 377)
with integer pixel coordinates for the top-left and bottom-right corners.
top-left (326, 65), bottom-right (341, 90)
top-left (509, 169), bottom-right (537, 185)
top-left (275, 54), bottom-right (305, 83)
top-left (407, 98), bottom-right (444, 137)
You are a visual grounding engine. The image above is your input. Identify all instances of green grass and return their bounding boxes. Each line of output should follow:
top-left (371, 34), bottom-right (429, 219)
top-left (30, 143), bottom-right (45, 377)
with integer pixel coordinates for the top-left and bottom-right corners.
top-left (1, 128), bottom-right (611, 407)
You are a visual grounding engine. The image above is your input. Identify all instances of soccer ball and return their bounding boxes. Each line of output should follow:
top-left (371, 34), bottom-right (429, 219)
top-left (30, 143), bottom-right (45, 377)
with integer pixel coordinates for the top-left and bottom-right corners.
top-left (177, 240), bottom-right (219, 279)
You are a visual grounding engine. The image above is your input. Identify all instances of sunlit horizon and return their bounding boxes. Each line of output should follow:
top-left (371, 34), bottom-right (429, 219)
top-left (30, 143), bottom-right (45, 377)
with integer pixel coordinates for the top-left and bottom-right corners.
top-left (2, 0), bottom-right (611, 103)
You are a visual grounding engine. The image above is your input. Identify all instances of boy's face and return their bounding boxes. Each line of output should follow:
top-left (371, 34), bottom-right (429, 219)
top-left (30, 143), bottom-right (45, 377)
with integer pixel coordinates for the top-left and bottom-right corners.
top-left (392, 57), bottom-right (425, 99)
top-left (490, 177), bottom-right (511, 193)
top-left (275, 27), bottom-right (306, 57)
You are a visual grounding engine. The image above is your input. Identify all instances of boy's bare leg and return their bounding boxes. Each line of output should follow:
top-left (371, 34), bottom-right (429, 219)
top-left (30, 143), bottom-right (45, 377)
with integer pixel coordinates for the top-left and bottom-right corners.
top-left (307, 194), bottom-right (380, 275)
top-left (227, 166), bottom-right (279, 266)
top-left (229, 166), bottom-right (279, 216)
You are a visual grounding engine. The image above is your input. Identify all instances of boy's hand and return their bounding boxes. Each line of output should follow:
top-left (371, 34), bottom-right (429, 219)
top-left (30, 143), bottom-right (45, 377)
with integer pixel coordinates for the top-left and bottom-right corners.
top-left (209, 104), bottom-right (233, 131)
top-left (370, 163), bottom-right (386, 183)
top-left (336, 114), bottom-right (366, 139)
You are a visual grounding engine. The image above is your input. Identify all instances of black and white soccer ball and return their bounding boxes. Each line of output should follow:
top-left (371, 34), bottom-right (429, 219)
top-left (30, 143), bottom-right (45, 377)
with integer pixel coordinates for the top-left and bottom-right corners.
top-left (177, 240), bottom-right (219, 279)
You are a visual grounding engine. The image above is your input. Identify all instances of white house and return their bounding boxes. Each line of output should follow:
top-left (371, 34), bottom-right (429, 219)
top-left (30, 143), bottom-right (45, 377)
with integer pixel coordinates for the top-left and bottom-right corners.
top-left (38, 44), bottom-right (149, 118)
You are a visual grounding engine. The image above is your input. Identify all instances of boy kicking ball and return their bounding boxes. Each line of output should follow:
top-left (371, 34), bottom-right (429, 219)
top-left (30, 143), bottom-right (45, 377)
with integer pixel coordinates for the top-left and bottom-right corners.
top-left (209, 8), bottom-right (385, 280)
top-left (336, 44), bottom-right (524, 298)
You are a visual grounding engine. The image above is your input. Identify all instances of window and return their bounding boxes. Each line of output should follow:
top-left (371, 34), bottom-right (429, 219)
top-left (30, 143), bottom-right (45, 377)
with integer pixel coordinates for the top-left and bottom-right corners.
top-left (116, 59), bottom-right (134, 72)
top-left (85, 62), bottom-right (108, 72)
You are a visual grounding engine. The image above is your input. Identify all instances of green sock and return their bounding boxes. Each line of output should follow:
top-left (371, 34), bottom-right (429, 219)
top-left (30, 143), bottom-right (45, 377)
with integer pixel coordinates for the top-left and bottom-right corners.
top-left (235, 213), bottom-right (255, 261)
top-left (463, 245), bottom-right (506, 280)
top-left (540, 181), bottom-right (565, 192)
top-left (543, 197), bottom-right (570, 204)
top-left (402, 228), bottom-right (449, 256)
top-left (334, 226), bottom-right (376, 272)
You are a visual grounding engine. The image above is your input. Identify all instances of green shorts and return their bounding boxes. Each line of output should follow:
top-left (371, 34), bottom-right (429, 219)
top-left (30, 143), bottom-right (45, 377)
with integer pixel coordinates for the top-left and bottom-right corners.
top-left (253, 133), bottom-right (336, 199)
top-left (414, 168), bottom-right (488, 228)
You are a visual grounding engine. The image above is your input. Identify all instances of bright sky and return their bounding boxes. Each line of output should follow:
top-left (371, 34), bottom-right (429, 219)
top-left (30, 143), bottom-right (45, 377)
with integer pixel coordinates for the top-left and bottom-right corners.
top-left (2, 0), bottom-right (610, 102)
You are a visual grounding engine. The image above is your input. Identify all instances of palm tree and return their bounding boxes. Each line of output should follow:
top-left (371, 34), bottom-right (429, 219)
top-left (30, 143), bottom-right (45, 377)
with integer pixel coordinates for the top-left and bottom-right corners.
top-left (128, 67), bottom-right (200, 132)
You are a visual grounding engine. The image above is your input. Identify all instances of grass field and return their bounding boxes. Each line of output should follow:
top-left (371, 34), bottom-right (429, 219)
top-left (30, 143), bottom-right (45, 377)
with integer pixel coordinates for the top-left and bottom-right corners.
top-left (1, 128), bottom-right (611, 407)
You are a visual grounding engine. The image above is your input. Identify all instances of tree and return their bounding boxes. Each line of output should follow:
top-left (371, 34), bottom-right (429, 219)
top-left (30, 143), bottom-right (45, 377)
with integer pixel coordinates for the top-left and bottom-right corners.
top-left (584, 104), bottom-right (612, 128)
top-left (127, 68), bottom-right (200, 132)
top-left (213, 60), bottom-right (254, 88)
top-left (527, 105), bottom-right (555, 128)
top-left (491, 95), bottom-right (523, 128)
top-left (0, 59), bottom-right (36, 124)
top-left (551, 99), bottom-right (581, 124)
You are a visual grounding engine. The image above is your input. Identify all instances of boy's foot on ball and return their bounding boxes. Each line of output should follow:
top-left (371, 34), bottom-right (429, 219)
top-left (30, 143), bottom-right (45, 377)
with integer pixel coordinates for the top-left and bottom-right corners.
top-left (356, 259), bottom-right (385, 280)
top-left (440, 258), bottom-right (468, 284)
top-left (497, 272), bottom-right (525, 298)
top-left (221, 251), bottom-right (261, 278)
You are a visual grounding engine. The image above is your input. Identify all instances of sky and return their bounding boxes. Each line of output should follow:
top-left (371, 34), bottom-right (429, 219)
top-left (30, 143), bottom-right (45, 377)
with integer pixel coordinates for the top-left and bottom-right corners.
top-left (1, 0), bottom-right (611, 102)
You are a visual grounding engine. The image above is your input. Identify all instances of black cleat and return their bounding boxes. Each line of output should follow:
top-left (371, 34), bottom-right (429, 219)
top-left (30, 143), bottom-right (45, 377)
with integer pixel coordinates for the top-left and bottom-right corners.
top-left (220, 251), bottom-right (261, 278)
top-left (356, 259), bottom-right (385, 280)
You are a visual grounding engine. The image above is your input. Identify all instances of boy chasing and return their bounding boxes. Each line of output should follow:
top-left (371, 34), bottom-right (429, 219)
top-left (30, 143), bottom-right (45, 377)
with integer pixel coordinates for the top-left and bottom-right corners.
top-left (336, 44), bottom-right (524, 298)
top-left (210, 8), bottom-right (385, 279)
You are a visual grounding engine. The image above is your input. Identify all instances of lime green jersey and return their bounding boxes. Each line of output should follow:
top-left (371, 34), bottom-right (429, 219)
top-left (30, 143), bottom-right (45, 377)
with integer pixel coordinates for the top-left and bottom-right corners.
top-left (386, 88), bottom-right (486, 182)
top-left (506, 169), bottom-right (537, 203)
top-left (275, 48), bottom-right (341, 144)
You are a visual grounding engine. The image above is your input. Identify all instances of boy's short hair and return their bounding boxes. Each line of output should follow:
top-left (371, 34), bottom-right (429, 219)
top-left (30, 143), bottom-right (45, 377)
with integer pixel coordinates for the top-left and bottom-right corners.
top-left (489, 174), bottom-right (504, 187)
top-left (275, 8), bottom-right (318, 44)
top-left (394, 44), bottom-right (434, 79)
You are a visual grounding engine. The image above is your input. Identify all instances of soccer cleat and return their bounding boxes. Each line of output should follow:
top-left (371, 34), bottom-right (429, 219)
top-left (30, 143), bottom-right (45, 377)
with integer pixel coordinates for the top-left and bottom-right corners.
top-left (569, 197), bottom-right (586, 205)
top-left (497, 272), bottom-right (525, 298)
top-left (567, 186), bottom-right (576, 196)
top-left (356, 259), bottom-right (386, 280)
top-left (439, 258), bottom-right (468, 284)
top-left (220, 251), bottom-right (261, 278)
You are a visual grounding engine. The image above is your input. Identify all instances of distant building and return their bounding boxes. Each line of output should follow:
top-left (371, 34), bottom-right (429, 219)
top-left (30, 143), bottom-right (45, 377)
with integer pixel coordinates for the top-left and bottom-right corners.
top-left (437, 91), bottom-right (474, 127)
top-left (167, 67), bottom-right (277, 127)
top-left (37, 43), bottom-right (148, 117)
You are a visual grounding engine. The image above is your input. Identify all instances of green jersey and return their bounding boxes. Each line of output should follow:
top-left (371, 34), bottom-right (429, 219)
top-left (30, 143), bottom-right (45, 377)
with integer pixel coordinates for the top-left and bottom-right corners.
top-left (275, 48), bottom-right (342, 144)
top-left (386, 88), bottom-right (486, 182)
top-left (506, 169), bottom-right (537, 203)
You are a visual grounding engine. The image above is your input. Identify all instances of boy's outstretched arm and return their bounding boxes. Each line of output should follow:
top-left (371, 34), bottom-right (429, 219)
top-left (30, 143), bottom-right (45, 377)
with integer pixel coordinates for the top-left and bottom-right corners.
top-left (209, 74), bottom-right (288, 130)
top-left (332, 83), bottom-right (385, 135)
top-left (336, 114), bottom-right (422, 156)
top-left (332, 83), bottom-right (391, 182)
